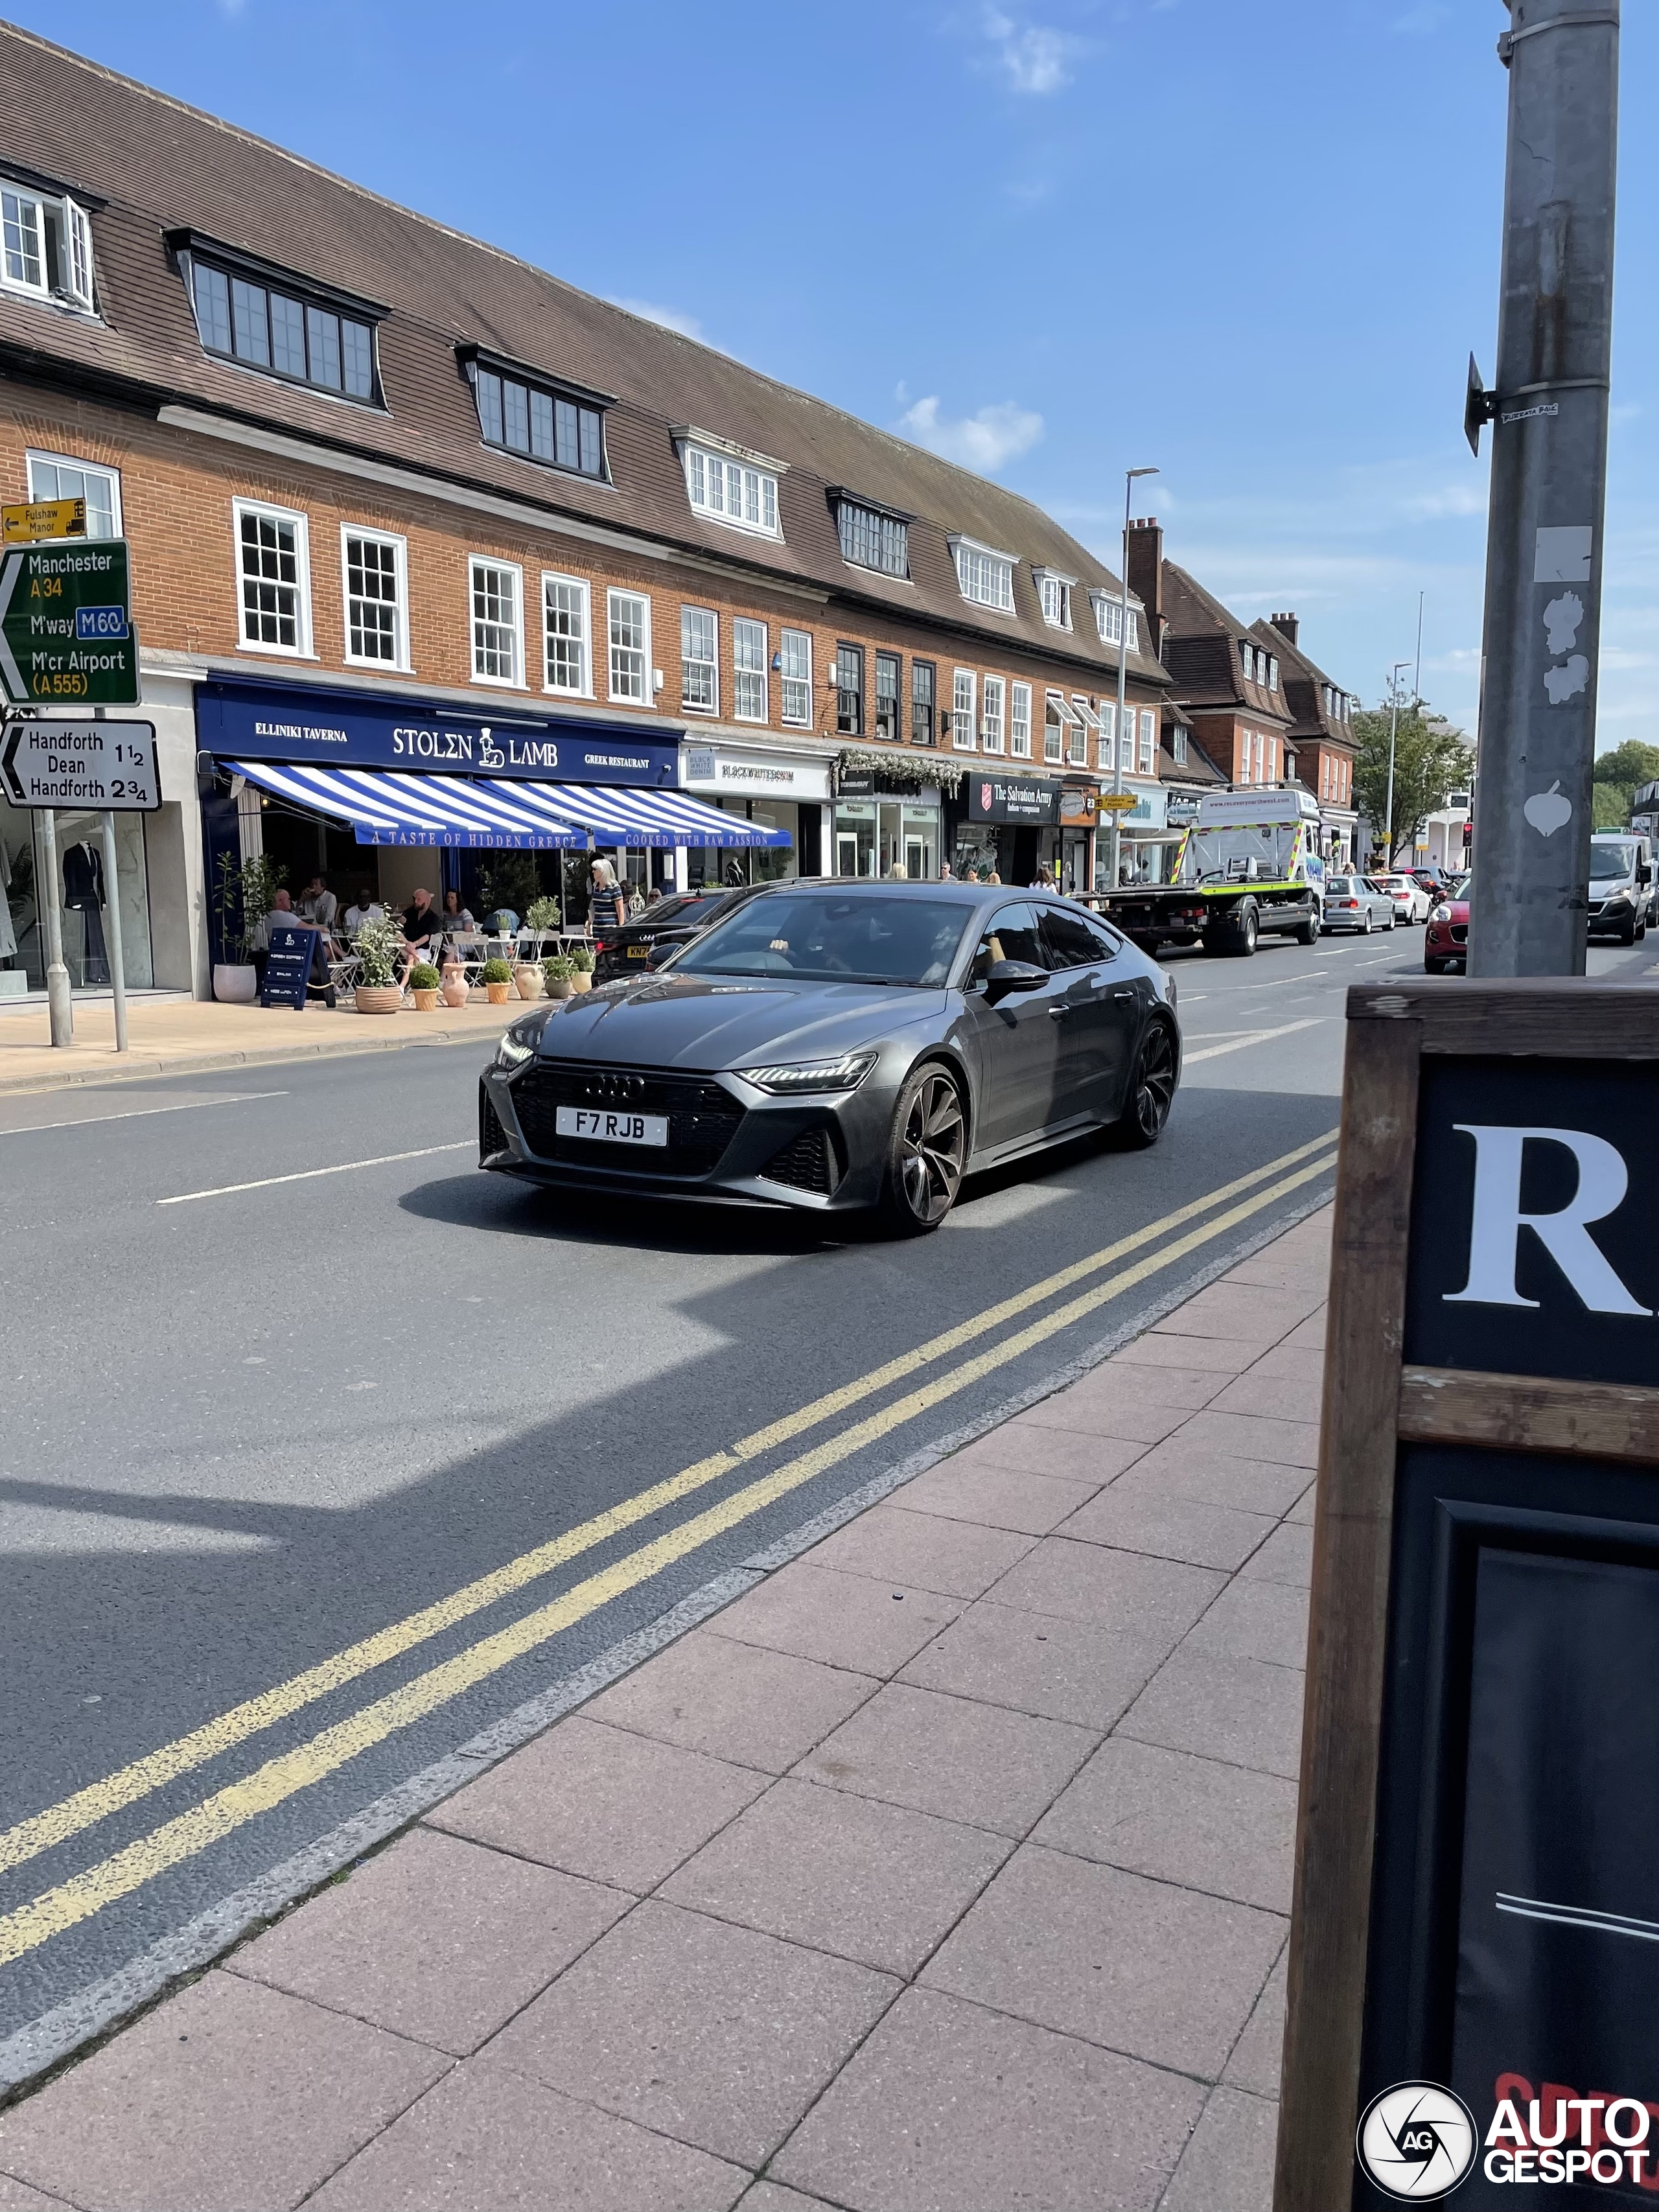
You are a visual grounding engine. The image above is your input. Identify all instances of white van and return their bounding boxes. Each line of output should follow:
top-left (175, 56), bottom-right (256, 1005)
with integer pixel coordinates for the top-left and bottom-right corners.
top-left (1587, 833), bottom-right (1655, 944)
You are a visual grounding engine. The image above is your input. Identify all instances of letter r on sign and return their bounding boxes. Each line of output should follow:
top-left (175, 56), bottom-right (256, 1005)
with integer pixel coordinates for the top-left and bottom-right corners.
top-left (1445, 1125), bottom-right (1651, 1315)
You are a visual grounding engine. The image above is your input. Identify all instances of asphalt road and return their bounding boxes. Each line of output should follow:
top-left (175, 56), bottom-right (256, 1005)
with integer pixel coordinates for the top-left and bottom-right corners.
top-left (0, 918), bottom-right (1645, 2071)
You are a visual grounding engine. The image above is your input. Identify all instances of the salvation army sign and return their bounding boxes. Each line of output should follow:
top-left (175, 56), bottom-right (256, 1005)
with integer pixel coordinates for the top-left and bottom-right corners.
top-left (966, 774), bottom-right (1059, 825)
top-left (1277, 983), bottom-right (1659, 2212)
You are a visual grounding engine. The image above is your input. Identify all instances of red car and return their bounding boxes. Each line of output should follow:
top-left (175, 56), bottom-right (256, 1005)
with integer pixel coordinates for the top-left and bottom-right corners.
top-left (1423, 880), bottom-right (1470, 973)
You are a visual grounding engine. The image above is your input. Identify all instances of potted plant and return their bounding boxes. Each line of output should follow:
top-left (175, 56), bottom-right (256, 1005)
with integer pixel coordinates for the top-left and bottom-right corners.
top-left (570, 943), bottom-right (596, 992)
top-left (439, 958), bottom-right (470, 1009)
top-left (353, 914), bottom-right (405, 1014)
top-left (211, 851), bottom-right (285, 1003)
top-left (525, 894), bottom-right (561, 958)
top-left (481, 956), bottom-right (514, 1006)
top-left (408, 960), bottom-right (440, 1012)
top-left (542, 953), bottom-right (575, 1001)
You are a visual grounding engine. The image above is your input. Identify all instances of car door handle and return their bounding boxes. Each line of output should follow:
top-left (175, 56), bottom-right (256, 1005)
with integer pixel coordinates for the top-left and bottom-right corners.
top-left (1048, 1004), bottom-right (1070, 1020)
top-left (1111, 988), bottom-right (1135, 1001)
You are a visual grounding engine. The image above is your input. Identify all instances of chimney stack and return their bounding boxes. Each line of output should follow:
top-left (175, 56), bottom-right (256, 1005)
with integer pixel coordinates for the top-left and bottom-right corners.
top-left (1125, 516), bottom-right (1163, 643)
top-left (1270, 611), bottom-right (1299, 647)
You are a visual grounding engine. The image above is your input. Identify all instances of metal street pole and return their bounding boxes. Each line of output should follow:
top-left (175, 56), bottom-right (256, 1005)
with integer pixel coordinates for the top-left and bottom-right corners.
top-left (38, 804), bottom-right (71, 1047)
top-left (89, 705), bottom-right (126, 1053)
top-left (1112, 465), bottom-right (1158, 891)
top-left (1383, 658), bottom-right (1410, 868)
top-left (1468, 0), bottom-right (1619, 979)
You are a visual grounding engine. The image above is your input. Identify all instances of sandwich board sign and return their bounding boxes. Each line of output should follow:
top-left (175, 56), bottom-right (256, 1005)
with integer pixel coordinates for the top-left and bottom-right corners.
top-left (1277, 981), bottom-right (1659, 2209)
top-left (0, 538), bottom-right (139, 705)
top-left (261, 924), bottom-right (322, 1011)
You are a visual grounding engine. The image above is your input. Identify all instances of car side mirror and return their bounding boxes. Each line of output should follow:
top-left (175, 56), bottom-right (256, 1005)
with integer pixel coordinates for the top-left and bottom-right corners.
top-left (984, 959), bottom-right (1048, 1003)
top-left (1640, 864), bottom-right (1652, 885)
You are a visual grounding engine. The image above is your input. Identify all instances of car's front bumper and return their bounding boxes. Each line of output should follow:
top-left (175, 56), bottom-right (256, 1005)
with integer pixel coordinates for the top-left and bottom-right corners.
top-left (479, 1056), bottom-right (898, 1211)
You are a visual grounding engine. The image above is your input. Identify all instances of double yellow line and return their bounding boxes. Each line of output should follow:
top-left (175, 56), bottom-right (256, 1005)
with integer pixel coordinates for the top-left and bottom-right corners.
top-left (0, 1130), bottom-right (1336, 1969)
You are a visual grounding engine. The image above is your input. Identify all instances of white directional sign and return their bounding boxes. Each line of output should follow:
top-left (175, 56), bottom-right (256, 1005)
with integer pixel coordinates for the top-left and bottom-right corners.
top-left (1, 718), bottom-right (161, 811)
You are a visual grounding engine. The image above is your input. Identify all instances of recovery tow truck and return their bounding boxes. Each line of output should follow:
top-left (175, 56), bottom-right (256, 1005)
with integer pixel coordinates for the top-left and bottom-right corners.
top-left (1095, 786), bottom-right (1325, 957)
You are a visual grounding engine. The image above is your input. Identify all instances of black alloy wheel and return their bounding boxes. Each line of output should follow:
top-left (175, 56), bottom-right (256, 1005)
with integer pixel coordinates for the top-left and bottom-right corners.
top-left (1108, 1021), bottom-right (1178, 1150)
top-left (883, 1064), bottom-right (967, 1234)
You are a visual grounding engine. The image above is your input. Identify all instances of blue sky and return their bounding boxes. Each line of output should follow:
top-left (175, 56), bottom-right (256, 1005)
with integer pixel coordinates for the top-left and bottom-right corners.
top-left (18, 0), bottom-right (1656, 748)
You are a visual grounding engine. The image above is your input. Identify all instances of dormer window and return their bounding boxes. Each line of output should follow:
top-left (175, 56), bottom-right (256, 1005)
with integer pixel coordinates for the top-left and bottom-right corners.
top-left (1091, 594), bottom-right (1141, 653)
top-left (1034, 568), bottom-right (1075, 630)
top-left (1241, 640), bottom-right (1257, 683)
top-left (833, 491), bottom-right (910, 579)
top-left (676, 427), bottom-right (784, 539)
top-left (1267, 655), bottom-right (1279, 693)
top-left (172, 231), bottom-right (384, 403)
top-left (949, 536), bottom-right (1016, 612)
top-left (1, 175), bottom-right (94, 310)
top-left (461, 349), bottom-right (609, 480)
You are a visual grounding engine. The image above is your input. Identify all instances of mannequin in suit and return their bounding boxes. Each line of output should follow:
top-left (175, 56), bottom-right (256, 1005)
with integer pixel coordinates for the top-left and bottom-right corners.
top-left (63, 839), bottom-right (108, 986)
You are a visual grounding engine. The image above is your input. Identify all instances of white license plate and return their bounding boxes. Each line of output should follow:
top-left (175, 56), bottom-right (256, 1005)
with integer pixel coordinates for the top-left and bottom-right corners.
top-left (554, 1105), bottom-right (668, 1147)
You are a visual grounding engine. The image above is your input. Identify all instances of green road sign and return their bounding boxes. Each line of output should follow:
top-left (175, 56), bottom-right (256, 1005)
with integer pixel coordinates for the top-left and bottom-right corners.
top-left (0, 538), bottom-right (138, 706)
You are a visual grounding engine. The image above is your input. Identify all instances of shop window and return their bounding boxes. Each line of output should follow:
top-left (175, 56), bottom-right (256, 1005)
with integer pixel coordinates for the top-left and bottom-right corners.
top-left (342, 528), bottom-right (406, 668)
top-left (1009, 680), bottom-right (1032, 760)
top-left (682, 605), bottom-right (718, 713)
top-left (609, 588), bottom-right (650, 704)
top-left (734, 618), bottom-right (767, 722)
top-left (835, 642), bottom-right (864, 736)
top-left (470, 557), bottom-right (523, 685)
top-left (184, 247), bottom-right (378, 402)
top-left (982, 673), bottom-right (1005, 754)
top-left (233, 499), bottom-right (311, 655)
top-left (2, 178), bottom-right (94, 309)
top-left (952, 669), bottom-right (976, 751)
top-left (542, 572), bottom-right (589, 695)
top-left (780, 627), bottom-right (812, 727)
top-left (874, 651), bottom-right (900, 741)
top-left (27, 451), bottom-right (120, 537)
top-left (911, 659), bottom-right (936, 747)
top-left (466, 355), bottom-right (606, 479)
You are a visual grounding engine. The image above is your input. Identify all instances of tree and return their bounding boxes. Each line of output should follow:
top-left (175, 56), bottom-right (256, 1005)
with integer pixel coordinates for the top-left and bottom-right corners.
top-left (1591, 739), bottom-right (1659, 831)
top-left (1351, 700), bottom-right (1474, 867)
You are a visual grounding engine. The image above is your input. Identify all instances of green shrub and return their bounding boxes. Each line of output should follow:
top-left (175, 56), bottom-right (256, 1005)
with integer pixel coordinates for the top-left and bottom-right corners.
top-left (525, 894), bottom-right (561, 932)
top-left (542, 954), bottom-right (575, 983)
top-left (408, 962), bottom-right (440, 990)
top-left (354, 914), bottom-right (404, 988)
top-left (570, 944), bottom-right (596, 972)
top-left (480, 957), bottom-right (513, 984)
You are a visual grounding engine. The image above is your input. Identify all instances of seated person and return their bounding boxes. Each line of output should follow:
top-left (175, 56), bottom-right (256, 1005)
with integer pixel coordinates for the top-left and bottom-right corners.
top-left (398, 887), bottom-right (444, 980)
top-left (441, 888), bottom-right (476, 931)
top-left (250, 891), bottom-right (336, 1005)
top-left (299, 875), bottom-right (338, 929)
top-left (343, 888), bottom-right (383, 933)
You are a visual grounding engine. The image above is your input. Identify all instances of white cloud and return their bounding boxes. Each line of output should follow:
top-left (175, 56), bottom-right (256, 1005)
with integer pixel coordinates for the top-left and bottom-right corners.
top-left (898, 395), bottom-right (1044, 473)
top-left (981, 8), bottom-right (1080, 95)
top-left (610, 297), bottom-right (704, 341)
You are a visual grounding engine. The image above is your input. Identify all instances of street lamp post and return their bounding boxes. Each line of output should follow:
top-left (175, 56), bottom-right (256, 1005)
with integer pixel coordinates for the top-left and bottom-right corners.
top-left (1111, 467), bottom-right (1159, 892)
top-left (1382, 658), bottom-right (1410, 869)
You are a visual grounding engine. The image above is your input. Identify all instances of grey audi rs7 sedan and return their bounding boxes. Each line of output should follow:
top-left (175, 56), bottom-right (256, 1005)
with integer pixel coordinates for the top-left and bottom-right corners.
top-left (479, 881), bottom-right (1181, 1234)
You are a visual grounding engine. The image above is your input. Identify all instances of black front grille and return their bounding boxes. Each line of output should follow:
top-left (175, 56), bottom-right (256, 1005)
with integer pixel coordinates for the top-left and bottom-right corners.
top-left (1450, 924), bottom-right (1468, 944)
top-left (761, 1128), bottom-right (838, 1196)
top-left (480, 1086), bottom-right (508, 1160)
top-left (511, 1062), bottom-right (743, 1176)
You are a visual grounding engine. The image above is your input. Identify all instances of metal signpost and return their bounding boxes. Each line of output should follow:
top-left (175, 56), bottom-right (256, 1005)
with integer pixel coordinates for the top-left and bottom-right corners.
top-left (1277, 981), bottom-right (1659, 2209)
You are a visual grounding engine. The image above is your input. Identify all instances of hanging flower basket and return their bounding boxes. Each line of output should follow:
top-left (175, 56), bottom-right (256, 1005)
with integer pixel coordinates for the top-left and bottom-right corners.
top-left (835, 748), bottom-right (965, 795)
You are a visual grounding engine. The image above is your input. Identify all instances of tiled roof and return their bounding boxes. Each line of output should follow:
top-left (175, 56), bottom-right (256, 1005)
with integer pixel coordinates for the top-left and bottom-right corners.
top-left (1159, 564), bottom-right (1292, 725)
top-left (0, 23), bottom-right (1167, 689)
top-left (1252, 618), bottom-right (1356, 750)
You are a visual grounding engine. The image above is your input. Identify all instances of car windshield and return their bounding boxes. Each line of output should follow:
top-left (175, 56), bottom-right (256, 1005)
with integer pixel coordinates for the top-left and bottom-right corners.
top-left (1327, 878), bottom-right (1357, 894)
top-left (1591, 843), bottom-right (1637, 881)
top-left (673, 891), bottom-right (972, 986)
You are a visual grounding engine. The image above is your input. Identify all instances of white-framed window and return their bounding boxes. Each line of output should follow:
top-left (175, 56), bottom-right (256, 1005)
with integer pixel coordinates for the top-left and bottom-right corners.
top-left (342, 526), bottom-right (408, 669)
top-left (1067, 697), bottom-right (1092, 769)
top-left (1093, 596), bottom-right (1141, 653)
top-left (1242, 640), bottom-right (1257, 684)
top-left (682, 441), bottom-right (782, 538)
top-left (1139, 708), bottom-right (1155, 776)
top-left (949, 536), bottom-right (1016, 612)
top-left (542, 572), bottom-right (590, 695)
top-left (952, 669), bottom-right (977, 751)
top-left (733, 618), bottom-right (767, 722)
top-left (1010, 681), bottom-right (1032, 760)
top-left (1097, 702), bottom-right (1115, 774)
top-left (982, 673), bottom-right (1005, 754)
top-left (1, 181), bottom-right (93, 309)
top-left (233, 499), bottom-right (311, 656)
top-left (1036, 570), bottom-right (1074, 630)
top-left (1268, 655), bottom-right (1279, 693)
top-left (1172, 725), bottom-right (1188, 767)
top-left (780, 627), bottom-right (813, 727)
top-left (681, 605), bottom-right (718, 713)
top-left (1043, 692), bottom-right (1064, 765)
top-left (470, 557), bottom-right (523, 686)
top-left (1119, 706), bottom-right (1135, 774)
top-left (609, 587), bottom-right (651, 704)
top-left (27, 450), bottom-right (121, 537)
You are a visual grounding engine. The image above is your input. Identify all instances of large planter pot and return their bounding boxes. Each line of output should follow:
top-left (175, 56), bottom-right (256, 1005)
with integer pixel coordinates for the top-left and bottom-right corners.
top-left (411, 988), bottom-right (439, 1012)
top-left (546, 975), bottom-right (574, 1001)
top-left (439, 976), bottom-right (469, 1009)
top-left (485, 981), bottom-right (513, 1006)
top-left (213, 963), bottom-right (258, 1005)
top-left (572, 970), bottom-right (594, 992)
top-left (355, 984), bottom-right (402, 1016)
top-left (513, 964), bottom-right (544, 1000)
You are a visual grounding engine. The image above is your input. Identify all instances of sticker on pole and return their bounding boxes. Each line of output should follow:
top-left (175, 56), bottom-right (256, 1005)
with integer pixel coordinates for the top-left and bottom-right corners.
top-left (1357, 2082), bottom-right (1477, 2200)
top-left (1, 719), bottom-right (161, 811)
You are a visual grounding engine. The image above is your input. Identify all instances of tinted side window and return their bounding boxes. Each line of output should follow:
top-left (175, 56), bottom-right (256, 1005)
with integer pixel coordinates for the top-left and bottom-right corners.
top-left (1039, 905), bottom-right (1118, 970)
top-left (971, 902), bottom-right (1046, 984)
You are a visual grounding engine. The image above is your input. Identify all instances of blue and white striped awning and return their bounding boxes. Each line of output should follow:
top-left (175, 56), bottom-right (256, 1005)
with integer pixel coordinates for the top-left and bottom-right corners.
top-left (224, 761), bottom-right (792, 850)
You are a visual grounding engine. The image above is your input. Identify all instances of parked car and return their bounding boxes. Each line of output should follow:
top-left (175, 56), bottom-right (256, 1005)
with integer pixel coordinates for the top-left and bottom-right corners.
top-left (1320, 876), bottom-right (1397, 935)
top-left (1424, 880), bottom-right (1470, 973)
top-left (480, 882), bottom-right (1182, 1235)
top-left (1368, 873), bottom-right (1432, 924)
top-left (588, 883), bottom-right (772, 982)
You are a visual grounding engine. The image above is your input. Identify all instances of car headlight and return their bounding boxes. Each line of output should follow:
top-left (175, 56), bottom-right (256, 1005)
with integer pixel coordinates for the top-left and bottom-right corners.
top-left (494, 1025), bottom-right (537, 1070)
top-left (737, 1049), bottom-right (878, 1095)
top-left (1431, 903), bottom-right (1452, 924)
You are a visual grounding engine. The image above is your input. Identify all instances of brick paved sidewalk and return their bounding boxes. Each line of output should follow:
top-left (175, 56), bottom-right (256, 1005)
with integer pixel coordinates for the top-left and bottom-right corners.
top-left (0, 1207), bottom-right (1332, 2212)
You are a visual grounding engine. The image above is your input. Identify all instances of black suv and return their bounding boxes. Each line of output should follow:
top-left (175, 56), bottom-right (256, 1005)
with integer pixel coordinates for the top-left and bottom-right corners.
top-left (589, 882), bottom-right (774, 981)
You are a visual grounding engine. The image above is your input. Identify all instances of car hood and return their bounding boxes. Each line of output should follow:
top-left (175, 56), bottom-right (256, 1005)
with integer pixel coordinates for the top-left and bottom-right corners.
top-left (524, 975), bottom-right (951, 1069)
